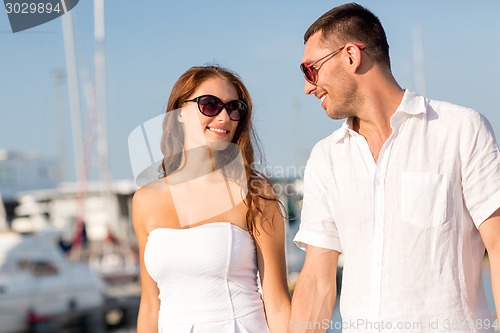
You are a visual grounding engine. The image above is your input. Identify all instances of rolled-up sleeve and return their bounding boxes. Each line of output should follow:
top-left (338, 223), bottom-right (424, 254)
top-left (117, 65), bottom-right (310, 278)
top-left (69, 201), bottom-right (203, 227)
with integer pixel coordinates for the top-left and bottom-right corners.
top-left (293, 143), bottom-right (342, 252)
top-left (460, 110), bottom-right (500, 228)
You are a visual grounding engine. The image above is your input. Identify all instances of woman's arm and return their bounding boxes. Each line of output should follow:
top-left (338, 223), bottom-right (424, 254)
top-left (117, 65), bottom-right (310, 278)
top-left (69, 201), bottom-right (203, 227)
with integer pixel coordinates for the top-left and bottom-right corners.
top-left (255, 195), bottom-right (291, 333)
top-left (132, 189), bottom-right (160, 333)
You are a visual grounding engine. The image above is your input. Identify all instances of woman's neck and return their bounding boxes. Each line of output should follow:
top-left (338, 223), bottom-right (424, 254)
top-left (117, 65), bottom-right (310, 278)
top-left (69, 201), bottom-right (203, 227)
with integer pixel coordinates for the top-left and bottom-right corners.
top-left (168, 145), bottom-right (217, 184)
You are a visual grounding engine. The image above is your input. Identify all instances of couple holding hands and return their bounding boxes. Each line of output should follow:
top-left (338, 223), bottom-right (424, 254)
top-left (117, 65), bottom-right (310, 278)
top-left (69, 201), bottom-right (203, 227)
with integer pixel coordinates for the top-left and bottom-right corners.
top-left (131, 3), bottom-right (500, 333)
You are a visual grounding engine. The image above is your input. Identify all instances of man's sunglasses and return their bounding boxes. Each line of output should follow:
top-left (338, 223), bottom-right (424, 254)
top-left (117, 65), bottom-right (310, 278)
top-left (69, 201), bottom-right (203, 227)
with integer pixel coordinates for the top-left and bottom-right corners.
top-left (184, 95), bottom-right (247, 121)
top-left (300, 44), bottom-right (366, 84)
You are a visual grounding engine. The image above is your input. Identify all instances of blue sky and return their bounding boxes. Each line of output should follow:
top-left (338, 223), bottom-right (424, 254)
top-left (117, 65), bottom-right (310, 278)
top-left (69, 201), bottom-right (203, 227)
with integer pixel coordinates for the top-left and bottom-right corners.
top-left (1, 1), bottom-right (500, 182)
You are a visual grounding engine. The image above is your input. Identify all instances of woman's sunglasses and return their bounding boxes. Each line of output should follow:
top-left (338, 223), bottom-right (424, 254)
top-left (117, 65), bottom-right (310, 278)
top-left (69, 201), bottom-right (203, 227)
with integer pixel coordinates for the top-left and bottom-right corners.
top-left (184, 95), bottom-right (247, 121)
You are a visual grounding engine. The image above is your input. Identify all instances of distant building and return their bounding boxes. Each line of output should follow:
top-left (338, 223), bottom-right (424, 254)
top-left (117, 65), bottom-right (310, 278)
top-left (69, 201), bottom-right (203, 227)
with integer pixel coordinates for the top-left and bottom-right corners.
top-left (0, 149), bottom-right (59, 201)
top-left (0, 149), bottom-right (59, 221)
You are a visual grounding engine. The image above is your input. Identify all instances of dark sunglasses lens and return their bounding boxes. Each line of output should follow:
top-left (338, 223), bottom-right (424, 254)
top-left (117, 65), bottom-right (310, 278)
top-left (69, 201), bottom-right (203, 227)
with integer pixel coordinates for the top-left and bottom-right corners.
top-left (226, 100), bottom-right (247, 121)
top-left (198, 96), bottom-right (222, 116)
top-left (300, 63), bottom-right (315, 83)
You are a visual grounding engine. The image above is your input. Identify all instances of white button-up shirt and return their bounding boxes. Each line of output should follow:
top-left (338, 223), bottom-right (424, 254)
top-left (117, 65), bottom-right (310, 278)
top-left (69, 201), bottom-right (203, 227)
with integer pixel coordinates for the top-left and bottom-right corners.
top-left (294, 90), bottom-right (500, 332)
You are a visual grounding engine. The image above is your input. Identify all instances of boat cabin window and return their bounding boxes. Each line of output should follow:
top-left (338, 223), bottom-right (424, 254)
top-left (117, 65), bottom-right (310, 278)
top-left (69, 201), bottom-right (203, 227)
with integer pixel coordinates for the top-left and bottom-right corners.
top-left (18, 259), bottom-right (59, 277)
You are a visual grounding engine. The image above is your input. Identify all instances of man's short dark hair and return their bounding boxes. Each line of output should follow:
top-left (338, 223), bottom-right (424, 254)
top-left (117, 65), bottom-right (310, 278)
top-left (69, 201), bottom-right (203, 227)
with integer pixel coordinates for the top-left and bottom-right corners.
top-left (305, 3), bottom-right (391, 68)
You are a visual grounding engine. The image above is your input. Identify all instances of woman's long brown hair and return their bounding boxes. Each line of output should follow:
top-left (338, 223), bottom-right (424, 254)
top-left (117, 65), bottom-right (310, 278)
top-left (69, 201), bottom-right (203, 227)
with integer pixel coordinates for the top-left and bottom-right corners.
top-left (160, 65), bottom-right (277, 236)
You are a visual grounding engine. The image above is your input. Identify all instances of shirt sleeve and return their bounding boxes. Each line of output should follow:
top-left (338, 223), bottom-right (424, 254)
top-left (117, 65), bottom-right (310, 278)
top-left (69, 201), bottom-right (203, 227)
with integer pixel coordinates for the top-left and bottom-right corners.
top-left (460, 110), bottom-right (500, 228)
top-left (293, 143), bottom-right (342, 252)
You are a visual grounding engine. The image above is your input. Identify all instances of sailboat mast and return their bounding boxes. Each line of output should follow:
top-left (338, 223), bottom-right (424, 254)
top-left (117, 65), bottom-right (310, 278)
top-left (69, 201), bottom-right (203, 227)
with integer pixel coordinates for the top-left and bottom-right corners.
top-left (61, 10), bottom-right (84, 183)
top-left (94, 0), bottom-right (111, 187)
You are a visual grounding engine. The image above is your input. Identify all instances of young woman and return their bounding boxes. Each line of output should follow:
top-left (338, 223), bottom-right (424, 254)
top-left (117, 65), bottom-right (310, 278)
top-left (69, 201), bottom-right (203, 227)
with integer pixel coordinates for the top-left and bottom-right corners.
top-left (132, 66), bottom-right (290, 332)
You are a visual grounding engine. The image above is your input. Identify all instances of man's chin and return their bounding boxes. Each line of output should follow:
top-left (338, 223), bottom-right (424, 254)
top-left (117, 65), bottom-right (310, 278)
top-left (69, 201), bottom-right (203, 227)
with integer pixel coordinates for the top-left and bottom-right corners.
top-left (327, 110), bottom-right (349, 120)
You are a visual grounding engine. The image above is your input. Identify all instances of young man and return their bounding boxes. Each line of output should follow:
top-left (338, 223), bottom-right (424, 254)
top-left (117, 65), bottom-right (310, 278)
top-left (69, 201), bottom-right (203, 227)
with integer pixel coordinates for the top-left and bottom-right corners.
top-left (290, 3), bottom-right (500, 332)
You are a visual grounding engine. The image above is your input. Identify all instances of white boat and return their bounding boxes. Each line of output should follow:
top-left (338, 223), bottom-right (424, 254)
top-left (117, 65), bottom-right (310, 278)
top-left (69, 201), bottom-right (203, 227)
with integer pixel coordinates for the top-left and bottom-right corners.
top-left (0, 228), bottom-right (106, 333)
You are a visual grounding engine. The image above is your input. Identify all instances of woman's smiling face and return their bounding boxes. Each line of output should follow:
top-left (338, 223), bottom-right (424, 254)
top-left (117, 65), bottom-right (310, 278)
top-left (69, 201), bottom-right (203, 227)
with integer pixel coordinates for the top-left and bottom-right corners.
top-left (180, 77), bottom-right (240, 149)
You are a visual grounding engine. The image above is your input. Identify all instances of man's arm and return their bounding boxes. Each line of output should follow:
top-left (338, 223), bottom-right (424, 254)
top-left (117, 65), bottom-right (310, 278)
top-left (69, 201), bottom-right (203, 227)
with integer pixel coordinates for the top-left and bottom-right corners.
top-left (479, 207), bottom-right (500, 322)
top-left (288, 245), bottom-right (340, 333)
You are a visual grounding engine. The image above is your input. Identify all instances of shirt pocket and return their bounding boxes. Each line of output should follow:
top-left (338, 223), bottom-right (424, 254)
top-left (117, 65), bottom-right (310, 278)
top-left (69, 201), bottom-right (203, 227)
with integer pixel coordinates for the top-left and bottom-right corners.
top-left (400, 172), bottom-right (449, 228)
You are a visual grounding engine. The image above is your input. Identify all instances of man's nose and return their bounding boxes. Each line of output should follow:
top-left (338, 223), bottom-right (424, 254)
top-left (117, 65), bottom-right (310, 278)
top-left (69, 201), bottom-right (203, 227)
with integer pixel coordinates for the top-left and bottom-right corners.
top-left (304, 80), bottom-right (316, 95)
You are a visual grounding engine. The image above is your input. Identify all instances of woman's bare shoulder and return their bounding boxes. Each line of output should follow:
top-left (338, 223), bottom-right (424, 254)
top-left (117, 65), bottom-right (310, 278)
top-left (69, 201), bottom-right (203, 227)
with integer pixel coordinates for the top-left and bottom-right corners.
top-left (133, 178), bottom-right (172, 209)
top-left (132, 178), bottom-right (181, 230)
top-left (134, 178), bottom-right (168, 195)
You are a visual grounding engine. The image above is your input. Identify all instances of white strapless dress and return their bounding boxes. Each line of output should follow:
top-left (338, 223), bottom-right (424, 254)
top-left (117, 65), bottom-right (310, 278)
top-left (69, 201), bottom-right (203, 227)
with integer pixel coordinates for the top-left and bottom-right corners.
top-left (144, 222), bottom-right (270, 333)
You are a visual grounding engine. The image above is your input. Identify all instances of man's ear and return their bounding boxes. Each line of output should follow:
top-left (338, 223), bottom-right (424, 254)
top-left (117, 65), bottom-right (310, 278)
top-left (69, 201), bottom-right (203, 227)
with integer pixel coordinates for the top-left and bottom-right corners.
top-left (346, 43), bottom-right (362, 71)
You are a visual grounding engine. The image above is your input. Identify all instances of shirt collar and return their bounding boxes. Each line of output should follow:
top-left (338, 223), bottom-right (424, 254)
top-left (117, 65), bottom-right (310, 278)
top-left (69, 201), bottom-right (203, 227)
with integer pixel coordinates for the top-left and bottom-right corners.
top-left (331, 121), bottom-right (351, 143)
top-left (394, 89), bottom-right (427, 116)
top-left (331, 90), bottom-right (427, 143)
top-left (390, 89), bottom-right (427, 129)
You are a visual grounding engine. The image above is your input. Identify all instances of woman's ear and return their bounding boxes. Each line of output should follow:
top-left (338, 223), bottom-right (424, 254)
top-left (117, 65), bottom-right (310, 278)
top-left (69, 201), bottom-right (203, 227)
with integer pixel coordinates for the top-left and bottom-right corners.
top-left (177, 111), bottom-right (184, 123)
